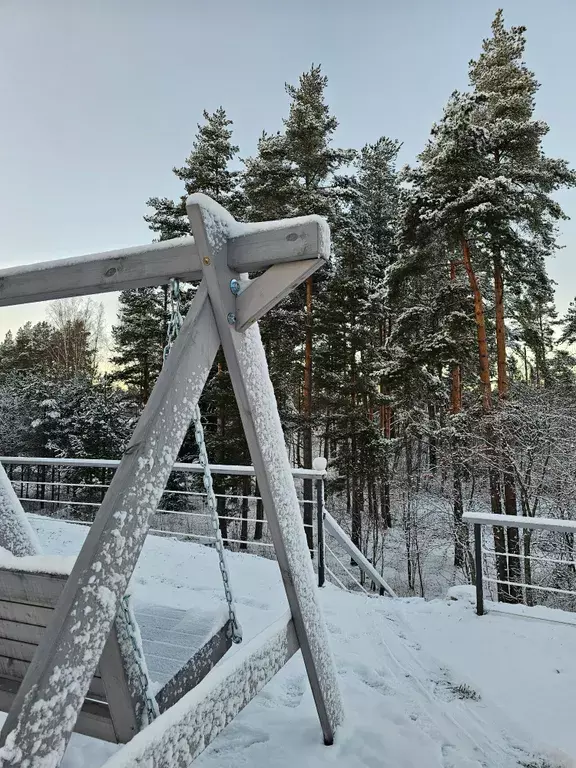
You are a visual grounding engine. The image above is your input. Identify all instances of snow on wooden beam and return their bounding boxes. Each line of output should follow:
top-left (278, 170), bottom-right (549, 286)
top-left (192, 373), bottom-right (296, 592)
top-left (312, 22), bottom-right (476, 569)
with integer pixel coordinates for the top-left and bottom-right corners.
top-left (0, 212), bottom-right (328, 307)
top-left (100, 614), bottom-right (299, 768)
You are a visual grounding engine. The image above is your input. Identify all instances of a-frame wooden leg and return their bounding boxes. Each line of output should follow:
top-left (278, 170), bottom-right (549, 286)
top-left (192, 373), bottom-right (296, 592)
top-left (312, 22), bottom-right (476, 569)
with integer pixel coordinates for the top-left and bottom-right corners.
top-left (0, 284), bottom-right (220, 766)
top-left (187, 196), bottom-right (344, 745)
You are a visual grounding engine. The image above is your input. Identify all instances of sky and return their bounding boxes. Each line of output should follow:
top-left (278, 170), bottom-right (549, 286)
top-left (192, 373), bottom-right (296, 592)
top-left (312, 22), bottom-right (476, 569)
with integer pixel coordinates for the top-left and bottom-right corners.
top-left (0, 0), bottom-right (575, 340)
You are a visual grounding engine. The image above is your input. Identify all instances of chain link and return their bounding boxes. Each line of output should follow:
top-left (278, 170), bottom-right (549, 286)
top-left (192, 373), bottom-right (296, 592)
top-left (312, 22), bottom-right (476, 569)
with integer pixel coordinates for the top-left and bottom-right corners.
top-left (163, 278), bottom-right (242, 644)
top-left (120, 595), bottom-right (160, 725)
top-left (163, 278), bottom-right (183, 362)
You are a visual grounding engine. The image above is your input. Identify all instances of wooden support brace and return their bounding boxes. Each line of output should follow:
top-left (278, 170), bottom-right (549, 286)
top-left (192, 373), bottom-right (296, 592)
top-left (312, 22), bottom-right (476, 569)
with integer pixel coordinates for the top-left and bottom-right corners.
top-left (187, 194), bottom-right (344, 746)
top-left (0, 284), bottom-right (220, 765)
top-left (235, 259), bottom-right (320, 332)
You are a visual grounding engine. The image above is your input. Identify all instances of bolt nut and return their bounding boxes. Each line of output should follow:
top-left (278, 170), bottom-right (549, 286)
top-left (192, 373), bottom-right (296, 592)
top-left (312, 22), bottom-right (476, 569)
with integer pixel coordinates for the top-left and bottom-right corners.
top-left (227, 312), bottom-right (236, 325)
top-left (229, 278), bottom-right (241, 295)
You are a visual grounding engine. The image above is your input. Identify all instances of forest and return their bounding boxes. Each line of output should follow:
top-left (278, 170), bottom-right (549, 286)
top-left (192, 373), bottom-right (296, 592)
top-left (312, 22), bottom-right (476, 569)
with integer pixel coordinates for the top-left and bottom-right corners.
top-left (1, 10), bottom-right (575, 604)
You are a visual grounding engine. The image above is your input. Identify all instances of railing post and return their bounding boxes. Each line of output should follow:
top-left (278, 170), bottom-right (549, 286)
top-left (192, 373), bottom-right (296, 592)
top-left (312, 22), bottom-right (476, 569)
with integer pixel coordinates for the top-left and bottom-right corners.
top-left (312, 458), bottom-right (327, 588)
top-left (474, 523), bottom-right (484, 616)
top-left (316, 478), bottom-right (326, 588)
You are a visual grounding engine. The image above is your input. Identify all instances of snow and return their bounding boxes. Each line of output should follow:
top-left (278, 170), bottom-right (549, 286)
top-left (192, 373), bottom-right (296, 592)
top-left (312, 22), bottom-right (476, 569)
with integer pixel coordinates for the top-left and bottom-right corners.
top-left (0, 546), bottom-right (74, 575)
top-left (0, 236), bottom-right (193, 277)
top-left (0, 462), bottom-right (42, 556)
top-left (1, 517), bottom-right (574, 767)
top-left (187, 192), bottom-right (331, 261)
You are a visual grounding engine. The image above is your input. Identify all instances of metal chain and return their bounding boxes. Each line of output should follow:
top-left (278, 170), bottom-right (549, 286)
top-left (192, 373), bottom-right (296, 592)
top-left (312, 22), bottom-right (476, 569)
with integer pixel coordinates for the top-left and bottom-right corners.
top-left (163, 278), bottom-right (183, 362)
top-left (120, 594), bottom-right (160, 725)
top-left (163, 278), bottom-right (242, 644)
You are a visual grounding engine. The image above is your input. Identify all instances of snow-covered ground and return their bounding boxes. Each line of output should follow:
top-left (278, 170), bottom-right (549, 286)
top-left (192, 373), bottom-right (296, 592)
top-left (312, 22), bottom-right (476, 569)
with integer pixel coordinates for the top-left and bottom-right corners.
top-left (4, 517), bottom-right (576, 768)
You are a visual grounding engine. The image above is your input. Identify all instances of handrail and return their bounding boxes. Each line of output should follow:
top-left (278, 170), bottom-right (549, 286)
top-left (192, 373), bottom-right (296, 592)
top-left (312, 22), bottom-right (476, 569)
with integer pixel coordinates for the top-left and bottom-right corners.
top-left (323, 510), bottom-right (396, 598)
top-left (0, 456), bottom-right (326, 481)
top-left (463, 512), bottom-right (576, 534)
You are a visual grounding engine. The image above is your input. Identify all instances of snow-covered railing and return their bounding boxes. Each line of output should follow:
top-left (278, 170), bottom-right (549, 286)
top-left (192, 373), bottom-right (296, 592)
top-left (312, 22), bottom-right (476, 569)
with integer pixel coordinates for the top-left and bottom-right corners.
top-left (0, 456), bottom-right (325, 479)
top-left (3, 456), bottom-right (396, 600)
top-left (463, 512), bottom-right (576, 616)
top-left (322, 510), bottom-right (396, 598)
top-left (1, 455), bottom-right (328, 578)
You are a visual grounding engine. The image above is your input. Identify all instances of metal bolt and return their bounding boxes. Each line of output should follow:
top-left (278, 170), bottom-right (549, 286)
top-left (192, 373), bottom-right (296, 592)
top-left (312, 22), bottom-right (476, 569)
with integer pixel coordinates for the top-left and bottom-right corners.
top-left (229, 278), bottom-right (241, 295)
top-left (227, 312), bottom-right (236, 325)
top-left (203, 256), bottom-right (211, 265)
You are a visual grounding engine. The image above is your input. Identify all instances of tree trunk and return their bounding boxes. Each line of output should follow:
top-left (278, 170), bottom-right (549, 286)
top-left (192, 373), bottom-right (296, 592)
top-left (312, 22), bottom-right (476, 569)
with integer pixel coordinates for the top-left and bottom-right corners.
top-left (461, 238), bottom-right (509, 600)
top-left (523, 528), bottom-right (534, 607)
top-left (494, 254), bottom-right (507, 398)
top-left (494, 252), bottom-right (521, 601)
top-left (427, 402), bottom-right (437, 475)
top-left (216, 495), bottom-right (228, 546)
top-left (450, 260), bottom-right (466, 567)
top-left (302, 276), bottom-right (314, 552)
top-left (460, 239), bottom-right (492, 412)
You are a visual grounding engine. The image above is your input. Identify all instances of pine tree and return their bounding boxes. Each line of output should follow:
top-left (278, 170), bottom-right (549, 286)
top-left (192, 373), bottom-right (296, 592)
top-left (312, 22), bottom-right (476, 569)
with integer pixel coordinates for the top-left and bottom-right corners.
top-left (282, 65), bottom-right (353, 537)
top-left (110, 288), bottom-right (165, 405)
top-left (142, 107), bottom-right (247, 533)
top-left (468, 9), bottom-right (576, 398)
top-left (399, 91), bottom-right (514, 595)
top-left (241, 65), bottom-right (353, 544)
top-left (559, 299), bottom-right (576, 346)
top-left (316, 137), bottom-right (400, 550)
top-left (242, 132), bottom-right (298, 221)
top-left (466, 10), bottom-right (576, 578)
top-left (145, 107), bottom-right (241, 238)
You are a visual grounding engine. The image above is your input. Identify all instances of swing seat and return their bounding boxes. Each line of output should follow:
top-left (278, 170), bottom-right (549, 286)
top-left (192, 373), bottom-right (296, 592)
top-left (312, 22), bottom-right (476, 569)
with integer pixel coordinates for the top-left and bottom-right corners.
top-left (0, 561), bottom-right (233, 743)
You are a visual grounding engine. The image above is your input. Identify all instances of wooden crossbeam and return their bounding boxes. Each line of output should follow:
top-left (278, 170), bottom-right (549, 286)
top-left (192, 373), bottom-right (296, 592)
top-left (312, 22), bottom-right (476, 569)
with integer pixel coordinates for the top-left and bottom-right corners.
top-left (0, 216), bottom-right (327, 307)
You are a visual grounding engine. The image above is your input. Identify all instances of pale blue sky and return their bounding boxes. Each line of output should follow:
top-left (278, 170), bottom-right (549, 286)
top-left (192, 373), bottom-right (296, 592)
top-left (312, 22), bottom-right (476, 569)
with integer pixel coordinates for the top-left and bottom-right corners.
top-left (0, 0), bottom-right (575, 337)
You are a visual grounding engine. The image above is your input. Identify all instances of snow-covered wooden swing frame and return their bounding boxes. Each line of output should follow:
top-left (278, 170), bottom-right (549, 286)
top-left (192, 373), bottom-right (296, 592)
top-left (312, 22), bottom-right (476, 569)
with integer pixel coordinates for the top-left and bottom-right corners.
top-left (0, 194), bottom-right (344, 768)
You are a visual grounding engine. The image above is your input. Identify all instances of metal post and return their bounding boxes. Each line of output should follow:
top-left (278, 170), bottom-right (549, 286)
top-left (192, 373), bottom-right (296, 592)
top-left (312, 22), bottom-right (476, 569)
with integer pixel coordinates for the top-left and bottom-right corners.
top-left (474, 523), bottom-right (484, 616)
top-left (316, 478), bottom-right (325, 588)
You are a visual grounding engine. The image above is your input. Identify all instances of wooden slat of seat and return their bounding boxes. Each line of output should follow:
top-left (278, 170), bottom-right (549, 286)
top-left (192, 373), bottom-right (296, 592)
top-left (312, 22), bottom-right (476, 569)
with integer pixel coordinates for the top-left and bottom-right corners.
top-left (0, 569), bottom-right (67, 607)
top-left (0, 656), bottom-right (106, 698)
top-left (0, 599), bottom-right (54, 626)
top-left (0, 618), bottom-right (44, 644)
top-left (0, 567), bottom-right (152, 745)
top-left (0, 678), bottom-right (116, 742)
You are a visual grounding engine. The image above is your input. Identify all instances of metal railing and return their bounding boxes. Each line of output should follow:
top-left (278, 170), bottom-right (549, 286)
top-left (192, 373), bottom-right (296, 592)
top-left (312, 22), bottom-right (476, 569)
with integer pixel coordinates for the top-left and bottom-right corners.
top-left (464, 511), bottom-right (576, 616)
top-left (2, 455), bottom-right (322, 558)
top-left (3, 455), bottom-right (396, 598)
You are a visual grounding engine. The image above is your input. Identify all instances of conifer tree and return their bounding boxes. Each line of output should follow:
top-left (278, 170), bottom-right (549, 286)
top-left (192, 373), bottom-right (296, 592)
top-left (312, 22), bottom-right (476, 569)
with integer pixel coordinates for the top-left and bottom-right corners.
top-left (283, 65), bottom-right (352, 534)
top-left (468, 9), bottom-right (576, 398)
top-left (110, 288), bottom-right (165, 405)
top-left (145, 107), bottom-right (241, 239)
top-left (141, 107), bottom-right (247, 530)
top-left (466, 10), bottom-right (576, 564)
top-left (399, 91), bottom-right (514, 595)
top-left (242, 65), bottom-right (352, 543)
top-left (316, 137), bottom-right (400, 548)
top-left (559, 299), bottom-right (576, 347)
